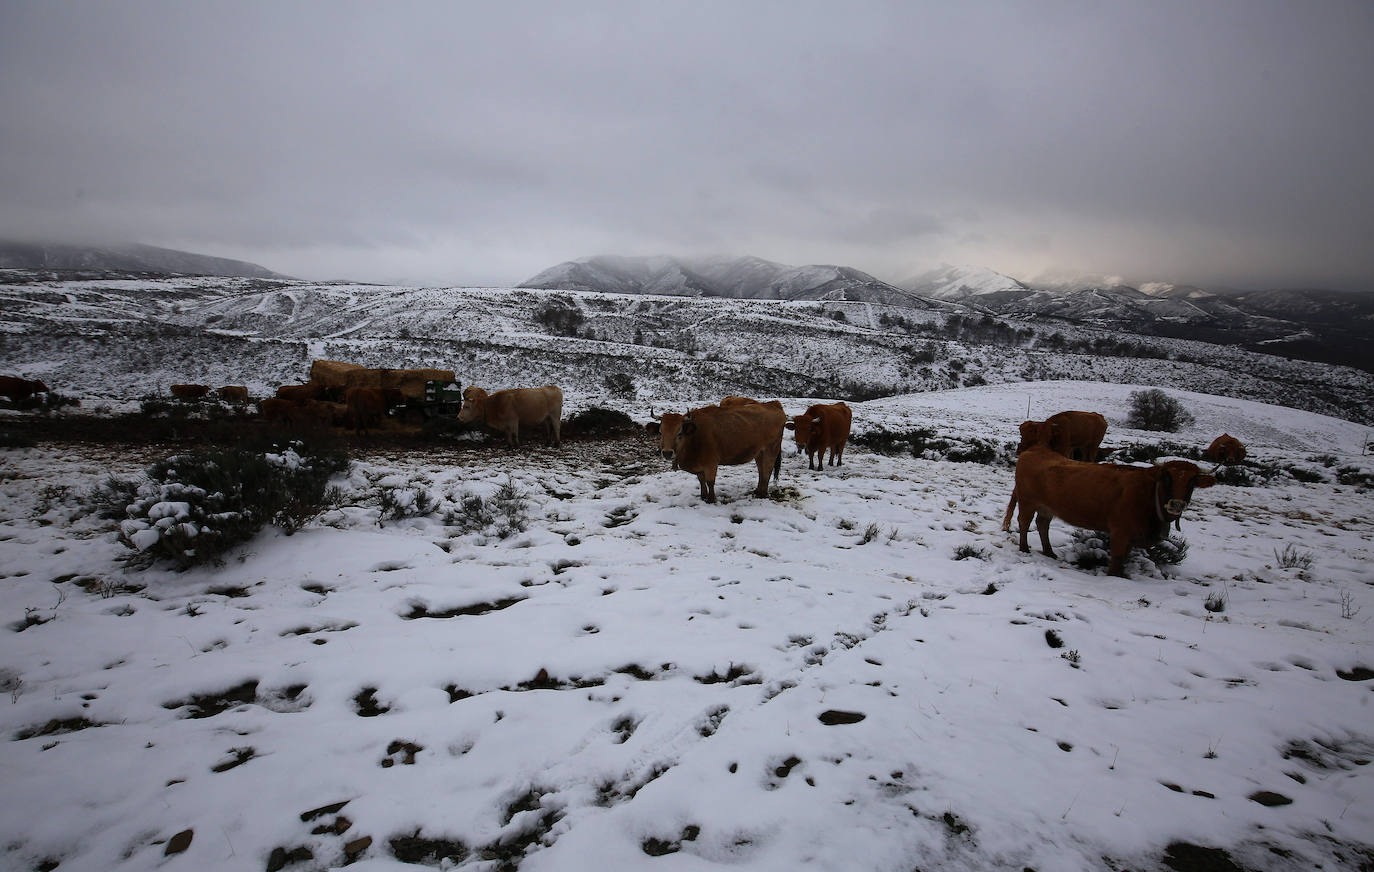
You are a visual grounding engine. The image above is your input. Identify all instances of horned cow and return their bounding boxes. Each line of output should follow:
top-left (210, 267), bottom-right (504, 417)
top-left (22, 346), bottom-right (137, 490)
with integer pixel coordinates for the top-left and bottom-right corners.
top-left (786, 402), bottom-right (852, 471)
top-left (647, 401), bottom-right (786, 503)
top-left (1205, 433), bottom-right (1246, 466)
top-left (1010, 445), bottom-right (1215, 578)
top-left (458, 385), bottom-right (563, 448)
top-left (0, 376), bottom-right (49, 404)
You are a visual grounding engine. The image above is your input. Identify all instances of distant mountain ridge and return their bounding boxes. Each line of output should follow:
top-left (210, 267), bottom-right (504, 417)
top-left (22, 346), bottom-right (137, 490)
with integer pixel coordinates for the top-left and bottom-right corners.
top-left (521, 254), bottom-right (951, 311)
top-left (0, 240), bottom-right (290, 279)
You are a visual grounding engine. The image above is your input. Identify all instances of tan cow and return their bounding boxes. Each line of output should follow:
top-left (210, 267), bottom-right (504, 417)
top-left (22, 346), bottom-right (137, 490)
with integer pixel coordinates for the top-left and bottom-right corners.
top-left (646, 401), bottom-right (786, 503)
top-left (458, 385), bottom-right (563, 447)
top-left (1205, 433), bottom-right (1246, 466)
top-left (216, 385), bottom-right (249, 404)
top-left (1010, 445), bottom-right (1215, 577)
top-left (786, 402), bottom-right (852, 470)
top-left (1016, 411), bottom-right (1108, 461)
top-left (0, 376), bottom-right (49, 404)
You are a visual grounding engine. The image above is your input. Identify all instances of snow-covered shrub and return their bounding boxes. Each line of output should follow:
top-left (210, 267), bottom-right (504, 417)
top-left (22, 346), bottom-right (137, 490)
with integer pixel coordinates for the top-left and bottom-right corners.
top-left (1126, 389), bottom-right (1195, 432)
top-left (443, 476), bottom-right (531, 540)
top-left (1285, 464), bottom-right (1327, 484)
top-left (1336, 465), bottom-right (1374, 488)
top-left (1146, 534), bottom-right (1189, 568)
top-left (117, 442), bottom-right (349, 569)
top-left (377, 483), bottom-right (437, 523)
top-left (1063, 530), bottom-right (1188, 575)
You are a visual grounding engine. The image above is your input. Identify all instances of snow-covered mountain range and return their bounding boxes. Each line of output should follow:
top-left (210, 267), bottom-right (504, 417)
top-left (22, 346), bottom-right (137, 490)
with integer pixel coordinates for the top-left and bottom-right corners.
top-left (525, 257), bottom-right (1372, 372)
top-left (522, 255), bottom-right (946, 311)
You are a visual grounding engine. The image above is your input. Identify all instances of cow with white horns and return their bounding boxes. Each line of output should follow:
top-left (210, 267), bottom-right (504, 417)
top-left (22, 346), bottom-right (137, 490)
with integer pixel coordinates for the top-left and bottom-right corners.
top-left (647, 401), bottom-right (787, 503)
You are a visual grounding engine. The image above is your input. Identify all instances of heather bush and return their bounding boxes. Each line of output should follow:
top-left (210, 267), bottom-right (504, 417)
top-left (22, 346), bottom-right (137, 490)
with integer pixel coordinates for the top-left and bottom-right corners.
top-left (117, 441), bottom-right (348, 569)
top-left (1126, 389), bottom-right (1195, 432)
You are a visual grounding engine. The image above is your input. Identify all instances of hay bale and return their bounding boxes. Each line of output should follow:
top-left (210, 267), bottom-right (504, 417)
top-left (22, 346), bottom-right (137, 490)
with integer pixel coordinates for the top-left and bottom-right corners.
top-left (309, 360), bottom-right (367, 388)
top-left (379, 368), bottom-right (456, 399)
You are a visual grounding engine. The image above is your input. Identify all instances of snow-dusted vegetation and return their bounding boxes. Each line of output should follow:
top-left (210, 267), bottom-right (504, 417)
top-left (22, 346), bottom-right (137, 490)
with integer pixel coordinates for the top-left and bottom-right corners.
top-left (1, 274), bottom-right (1372, 870)
top-left (2, 273), bottom-right (1372, 424)
top-left (2, 372), bottom-right (1373, 870)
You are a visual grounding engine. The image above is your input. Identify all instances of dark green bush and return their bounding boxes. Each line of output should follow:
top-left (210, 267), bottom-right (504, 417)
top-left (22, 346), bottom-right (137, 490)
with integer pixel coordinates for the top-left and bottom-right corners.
top-left (1126, 389), bottom-right (1195, 432)
top-left (118, 441), bottom-right (348, 569)
top-left (565, 407), bottom-right (638, 436)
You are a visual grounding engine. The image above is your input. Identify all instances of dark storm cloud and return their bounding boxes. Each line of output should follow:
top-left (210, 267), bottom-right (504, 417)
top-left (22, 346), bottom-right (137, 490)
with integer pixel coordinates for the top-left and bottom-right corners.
top-left (2, 1), bottom-right (1371, 289)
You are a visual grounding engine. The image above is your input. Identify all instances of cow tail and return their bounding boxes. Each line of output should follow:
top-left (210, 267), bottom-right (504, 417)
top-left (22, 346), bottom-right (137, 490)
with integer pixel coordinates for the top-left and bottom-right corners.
top-left (773, 447), bottom-right (782, 483)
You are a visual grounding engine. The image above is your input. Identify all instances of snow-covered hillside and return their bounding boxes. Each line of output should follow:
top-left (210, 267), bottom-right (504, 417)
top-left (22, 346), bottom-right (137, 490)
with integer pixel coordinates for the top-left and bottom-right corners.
top-left (1, 381), bottom-right (1371, 871)
top-left (2, 272), bottom-right (1372, 425)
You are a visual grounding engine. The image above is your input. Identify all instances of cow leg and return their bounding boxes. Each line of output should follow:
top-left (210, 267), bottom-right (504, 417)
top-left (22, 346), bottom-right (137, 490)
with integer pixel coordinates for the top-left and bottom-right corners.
top-left (1001, 489), bottom-right (1017, 533)
top-left (508, 423), bottom-right (519, 447)
top-left (549, 415), bottom-right (561, 447)
top-left (754, 455), bottom-right (771, 498)
top-left (1036, 513), bottom-right (1055, 558)
top-left (696, 472), bottom-right (711, 502)
top-left (1107, 533), bottom-right (1131, 578)
top-left (1011, 505), bottom-right (1033, 552)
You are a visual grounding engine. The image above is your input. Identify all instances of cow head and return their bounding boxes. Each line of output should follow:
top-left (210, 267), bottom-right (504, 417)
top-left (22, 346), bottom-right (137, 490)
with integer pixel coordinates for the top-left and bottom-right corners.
top-left (1153, 460), bottom-right (1217, 527)
top-left (649, 412), bottom-right (690, 462)
top-left (31, 379), bottom-right (49, 393)
top-left (1017, 420), bottom-right (1058, 454)
top-left (786, 413), bottom-right (821, 453)
top-left (457, 387), bottom-right (488, 423)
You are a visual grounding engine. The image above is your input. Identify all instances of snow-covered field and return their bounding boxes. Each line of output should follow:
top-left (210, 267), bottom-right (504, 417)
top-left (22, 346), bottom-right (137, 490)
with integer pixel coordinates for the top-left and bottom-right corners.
top-left (1, 382), bottom-right (1371, 871)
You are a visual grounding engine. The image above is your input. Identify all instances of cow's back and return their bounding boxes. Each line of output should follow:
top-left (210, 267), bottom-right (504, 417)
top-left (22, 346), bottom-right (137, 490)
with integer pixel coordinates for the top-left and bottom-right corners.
top-left (694, 402), bottom-right (785, 465)
top-left (1016, 448), bottom-right (1149, 531)
top-left (493, 386), bottom-right (562, 425)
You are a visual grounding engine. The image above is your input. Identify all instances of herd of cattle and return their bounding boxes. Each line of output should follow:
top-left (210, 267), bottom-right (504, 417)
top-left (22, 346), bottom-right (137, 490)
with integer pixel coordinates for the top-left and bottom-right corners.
top-left (4, 371), bottom-right (1253, 578)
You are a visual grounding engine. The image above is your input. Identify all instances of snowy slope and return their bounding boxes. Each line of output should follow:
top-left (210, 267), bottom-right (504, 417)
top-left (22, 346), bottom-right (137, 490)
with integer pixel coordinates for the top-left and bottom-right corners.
top-left (1, 382), bottom-right (1371, 871)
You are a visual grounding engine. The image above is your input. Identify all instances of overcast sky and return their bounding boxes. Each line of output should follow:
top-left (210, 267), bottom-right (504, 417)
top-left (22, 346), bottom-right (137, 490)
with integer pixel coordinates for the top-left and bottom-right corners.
top-left (2, 1), bottom-right (1371, 289)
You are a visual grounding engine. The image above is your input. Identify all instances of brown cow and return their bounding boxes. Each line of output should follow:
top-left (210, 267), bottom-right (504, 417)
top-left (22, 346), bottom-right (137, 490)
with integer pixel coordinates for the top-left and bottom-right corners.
top-left (720, 395), bottom-right (758, 407)
top-left (646, 401), bottom-right (786, 503)
top-left (170, 384), bottom-right (211, 400)
top-left (458, 385), bottom-right (563, 447)
top-left (1017, 411), bottom-right (1108, 461)
top-left (0, 376), bottom-right (49, 403)
top-left (1205, 433), bottom-right (1246, 466)
top-left (786, 402), bottom-right (852, 470)
top-left (1004, 410), bottom-right (1110, 530)
top-left (216, 385), bottom-right (249, 404)
top-left (1011, 445), bottom-right (1215, 577)
top-left (276, 382), bottom-right (325, 404)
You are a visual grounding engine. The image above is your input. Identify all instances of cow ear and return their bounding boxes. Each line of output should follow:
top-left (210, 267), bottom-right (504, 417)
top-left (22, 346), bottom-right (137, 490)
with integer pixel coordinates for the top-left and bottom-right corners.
top-left (644, 421), bottom-right (660, 434)
top-left (1193, 473), bottom-right (1217, 489)
top-left (810, 416), bottom-right (822, 425)
top-left (785, 421), bottom-right (795, 430)
top-left (681, 419), bottom-right (696, 436)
